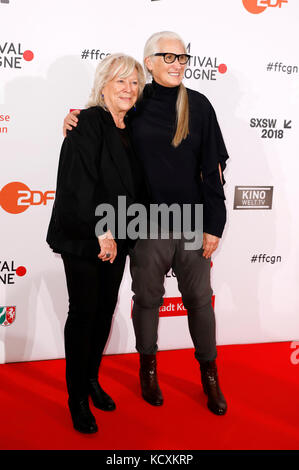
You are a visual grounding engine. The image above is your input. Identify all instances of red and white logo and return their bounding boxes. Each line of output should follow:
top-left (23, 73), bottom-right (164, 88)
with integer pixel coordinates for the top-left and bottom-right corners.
top-left (159, 296), bottom-right (215, 317)
top-left (131, 295), bottom-right (215, 318)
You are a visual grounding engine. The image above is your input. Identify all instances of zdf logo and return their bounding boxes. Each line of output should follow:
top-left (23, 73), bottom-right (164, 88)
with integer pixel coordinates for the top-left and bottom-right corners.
top-left (242, 0), bottom-right (288, 14)
top-left (0, 182), bottom-right (54, 214)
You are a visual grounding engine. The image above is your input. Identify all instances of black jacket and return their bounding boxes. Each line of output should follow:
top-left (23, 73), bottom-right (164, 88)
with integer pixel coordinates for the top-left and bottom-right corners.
top-left (47, 106), bottom-right (148, 259)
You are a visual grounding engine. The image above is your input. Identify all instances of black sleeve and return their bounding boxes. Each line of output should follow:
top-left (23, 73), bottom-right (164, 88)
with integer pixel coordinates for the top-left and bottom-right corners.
top-left (200, 102), bottom-right (229, 238)
top-left (53, 109), bottom-right (102, 240)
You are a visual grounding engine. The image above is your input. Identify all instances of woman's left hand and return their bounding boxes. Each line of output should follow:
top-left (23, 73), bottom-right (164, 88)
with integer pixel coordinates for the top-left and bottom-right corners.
top-left (98, 234), bottom-right (117, 263)
top-left (202, 232), bottom-right (219, 259)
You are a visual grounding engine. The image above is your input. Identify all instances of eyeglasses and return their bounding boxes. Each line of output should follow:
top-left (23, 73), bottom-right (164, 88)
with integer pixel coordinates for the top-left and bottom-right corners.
top-left (152, 53), bottom-right (191, 65)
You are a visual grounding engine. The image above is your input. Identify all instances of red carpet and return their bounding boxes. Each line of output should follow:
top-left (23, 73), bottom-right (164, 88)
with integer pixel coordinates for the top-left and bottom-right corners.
top-left (0, 342), bottom-right (299, 450)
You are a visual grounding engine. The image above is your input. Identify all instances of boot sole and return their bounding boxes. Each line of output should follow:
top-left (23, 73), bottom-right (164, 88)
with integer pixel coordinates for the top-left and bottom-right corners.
top-left (73, 422), bottom-right (98, 433)
top-left (142, 394), bottom-right (164, 406)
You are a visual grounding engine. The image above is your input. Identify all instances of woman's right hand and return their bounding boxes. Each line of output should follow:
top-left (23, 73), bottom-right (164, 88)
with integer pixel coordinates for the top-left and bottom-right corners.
top-left (98, 232), bottom-right (117, 263)
top-left (63, 109), bottom-right (81, 136)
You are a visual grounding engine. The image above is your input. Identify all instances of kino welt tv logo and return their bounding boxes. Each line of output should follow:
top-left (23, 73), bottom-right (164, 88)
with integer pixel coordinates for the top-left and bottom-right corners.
top-left (234, 186), bottom-right (273, 209)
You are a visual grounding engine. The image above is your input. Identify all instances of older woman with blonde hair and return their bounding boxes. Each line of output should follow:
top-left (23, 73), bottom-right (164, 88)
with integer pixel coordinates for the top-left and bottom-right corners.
top-left (47, 53), bottom-right (147, 433)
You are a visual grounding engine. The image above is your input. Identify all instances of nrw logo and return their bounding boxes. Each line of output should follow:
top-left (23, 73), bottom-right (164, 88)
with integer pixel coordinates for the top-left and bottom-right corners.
top-left (242, 0), bottom-right (288, 14)
top-left (0, 42), bottom-right (34, 69)
top-left (0, 261), bottom-right (26, 285)
top-left (234, 186), bottom-right (273, 209)
top-left (0, 182), bottom-right (55, 214)
top-left (0, 307), bottom-right (16, 327)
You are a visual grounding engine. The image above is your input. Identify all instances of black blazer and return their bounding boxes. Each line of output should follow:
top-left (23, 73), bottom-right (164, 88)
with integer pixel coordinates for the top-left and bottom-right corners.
top-left (47, 106), bottom-right (148, 259)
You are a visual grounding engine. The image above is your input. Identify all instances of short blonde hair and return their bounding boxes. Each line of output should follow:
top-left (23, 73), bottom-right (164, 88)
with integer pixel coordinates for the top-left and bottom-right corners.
top-left (144, 31), bottom-right (189, 148)
top-left (86, 53), bottom-right (145, 108)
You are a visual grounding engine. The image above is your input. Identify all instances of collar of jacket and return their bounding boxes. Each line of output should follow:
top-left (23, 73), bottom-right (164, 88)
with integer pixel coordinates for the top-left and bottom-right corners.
top-left (94, 105), bottom-right (130, 128)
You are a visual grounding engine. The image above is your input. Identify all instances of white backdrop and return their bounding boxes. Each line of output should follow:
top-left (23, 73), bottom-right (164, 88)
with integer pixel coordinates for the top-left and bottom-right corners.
top-left (1, 0), bottom-right (299, 363)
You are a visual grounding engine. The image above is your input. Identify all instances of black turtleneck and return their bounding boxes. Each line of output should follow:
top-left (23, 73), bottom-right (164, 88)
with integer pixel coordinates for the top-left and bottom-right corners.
top-left (129, 80), bottom-right (229, 238)
top-left (130, 80), bottom-right (201, 207)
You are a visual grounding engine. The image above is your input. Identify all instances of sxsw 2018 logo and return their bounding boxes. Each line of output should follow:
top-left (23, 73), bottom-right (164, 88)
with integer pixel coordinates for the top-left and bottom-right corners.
top-left (0, 182), bottom-right (55, 214)
top-left (243, 0), bottom-right (288, 14)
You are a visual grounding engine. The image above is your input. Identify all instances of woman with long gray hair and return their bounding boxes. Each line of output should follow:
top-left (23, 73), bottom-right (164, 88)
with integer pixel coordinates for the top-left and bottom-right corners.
top-left (64, 31), bottom-right (229, 416)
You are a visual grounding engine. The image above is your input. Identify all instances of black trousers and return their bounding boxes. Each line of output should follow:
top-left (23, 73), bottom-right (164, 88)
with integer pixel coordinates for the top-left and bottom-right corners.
top-left (61, 250), bottom-right (127, 401)
top-left (129, 236), bottom-right (217, 363)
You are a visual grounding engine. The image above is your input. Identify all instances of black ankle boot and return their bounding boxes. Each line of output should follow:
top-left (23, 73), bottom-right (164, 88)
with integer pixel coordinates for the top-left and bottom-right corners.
top-left (88, 378), bottom-right (116, 411)
top-left (68, 398), bottom-right (98, 433)
top-left (199, 360), bottom-right (227, 416)
top-left (139, 354), bottom-right (163, 406)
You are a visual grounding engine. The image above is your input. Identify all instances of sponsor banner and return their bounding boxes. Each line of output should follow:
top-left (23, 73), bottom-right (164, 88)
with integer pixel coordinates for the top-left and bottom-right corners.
top-left (0, 182), bottom-right (55, 214)
top-left (159, 297), bottom-right (187, 317)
